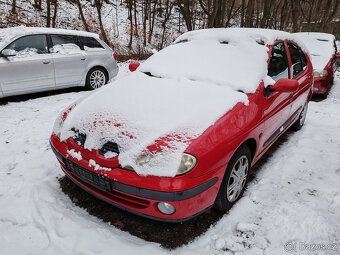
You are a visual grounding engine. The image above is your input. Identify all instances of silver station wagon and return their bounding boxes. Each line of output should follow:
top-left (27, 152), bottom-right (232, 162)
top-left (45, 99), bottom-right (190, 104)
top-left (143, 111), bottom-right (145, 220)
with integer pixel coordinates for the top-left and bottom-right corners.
top-left (0, 26), bottom-right (119, 98)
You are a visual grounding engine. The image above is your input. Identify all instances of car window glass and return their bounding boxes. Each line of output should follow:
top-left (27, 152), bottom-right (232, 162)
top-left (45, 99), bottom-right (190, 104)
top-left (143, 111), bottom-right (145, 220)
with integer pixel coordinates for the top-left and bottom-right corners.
top-left (288, 43), bottom-right (304, 78)
top-left (298, 48), bottom-right (307, 71)
top-left (5, 34), bottom-right (48, 54)
top-left (267, 42), bottom-right (289, 82)
top-left (78, 36), bottom-right (104, 49)
top-left (51, 34), bottom-right (82, 49)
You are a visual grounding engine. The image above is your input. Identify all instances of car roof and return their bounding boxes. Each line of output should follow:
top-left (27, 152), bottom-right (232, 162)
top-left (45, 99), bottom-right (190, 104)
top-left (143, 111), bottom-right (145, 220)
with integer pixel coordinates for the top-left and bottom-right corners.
top-left (294, 32), bottom-right (335, 42)
top-left (0, 26), bottom-right (99, 50)
top-left (175, 27), bottom-right (303, 46)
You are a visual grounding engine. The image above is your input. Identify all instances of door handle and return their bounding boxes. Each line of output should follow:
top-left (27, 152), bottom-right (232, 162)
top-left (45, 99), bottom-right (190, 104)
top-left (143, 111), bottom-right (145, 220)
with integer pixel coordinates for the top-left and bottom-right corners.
top-left (289, 93), bottom-right (293, 100)
top-left (42, 60), bottom-right (50, 64)
top-left (80, 57), bottom-right (86, 61)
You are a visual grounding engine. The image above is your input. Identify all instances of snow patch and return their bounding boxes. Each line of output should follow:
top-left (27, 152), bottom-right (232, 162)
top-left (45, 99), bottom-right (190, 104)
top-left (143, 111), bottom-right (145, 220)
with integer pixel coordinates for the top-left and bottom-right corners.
top-left (67, 149), bottom-right (82, 161)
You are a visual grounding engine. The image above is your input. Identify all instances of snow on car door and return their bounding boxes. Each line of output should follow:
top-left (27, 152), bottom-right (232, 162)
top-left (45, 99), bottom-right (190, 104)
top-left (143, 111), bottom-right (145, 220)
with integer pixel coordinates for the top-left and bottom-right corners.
top-left (0, 34), bottom-right (55, 95)
top-left (50, 34), bottom-right (86, 87)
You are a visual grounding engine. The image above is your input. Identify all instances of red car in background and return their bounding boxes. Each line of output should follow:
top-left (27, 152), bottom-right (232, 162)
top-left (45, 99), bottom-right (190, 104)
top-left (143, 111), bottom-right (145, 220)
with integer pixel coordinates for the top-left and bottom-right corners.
top-left (50, 28), bottom-right (313, 222)
top-left (295, 32), bottom-right (340, 96)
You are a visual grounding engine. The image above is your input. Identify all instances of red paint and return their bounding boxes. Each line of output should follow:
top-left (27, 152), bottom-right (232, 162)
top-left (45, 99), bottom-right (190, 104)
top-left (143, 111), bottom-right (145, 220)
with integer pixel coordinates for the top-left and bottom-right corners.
top-left (113, 52), bottom-right (117, 60)
top-left (313, 56), bottom-right (337, 95)
top-left (129, 62), bottom-right (140, 72)
top-left (50, 39), bottom-right (313, 221)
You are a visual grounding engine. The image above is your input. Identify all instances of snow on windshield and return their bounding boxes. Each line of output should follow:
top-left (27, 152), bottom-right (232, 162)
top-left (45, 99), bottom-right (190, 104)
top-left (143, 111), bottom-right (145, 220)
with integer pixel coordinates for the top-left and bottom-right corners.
top-left (56, 72), bottom-right (248, 177)
top-left (139, 28), bottom-right (304, 93)
top-left (294, 32), bottom-right (335, 71)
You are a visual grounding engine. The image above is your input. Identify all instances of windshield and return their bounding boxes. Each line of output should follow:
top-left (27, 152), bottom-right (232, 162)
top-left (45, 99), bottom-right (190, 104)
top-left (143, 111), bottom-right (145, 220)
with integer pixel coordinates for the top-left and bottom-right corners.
top-left (138, 38), bottom-right (269, 94)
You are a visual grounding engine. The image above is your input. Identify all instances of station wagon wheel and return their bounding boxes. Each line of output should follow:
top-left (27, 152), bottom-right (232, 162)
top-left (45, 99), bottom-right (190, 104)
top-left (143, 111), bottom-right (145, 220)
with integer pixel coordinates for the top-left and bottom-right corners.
top-left (86, 67), bottom-right (108, 90)
top-left (291, 101), bottom-right (308, 131)
top-left (214, 144), bottom-right (251, 212)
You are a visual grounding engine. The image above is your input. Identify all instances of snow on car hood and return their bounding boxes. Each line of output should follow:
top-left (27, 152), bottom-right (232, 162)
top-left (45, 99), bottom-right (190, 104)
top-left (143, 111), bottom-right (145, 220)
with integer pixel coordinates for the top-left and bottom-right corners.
top-left (294, 32), bottom-right (336, 71)
top-left (57, 72), bottom-right (248, 177)
top-left (139, 28), bottom-right (305, 94)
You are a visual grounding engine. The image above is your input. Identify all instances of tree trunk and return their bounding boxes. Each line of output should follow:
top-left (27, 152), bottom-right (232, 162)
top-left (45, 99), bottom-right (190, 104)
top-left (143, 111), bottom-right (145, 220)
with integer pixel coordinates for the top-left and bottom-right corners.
top-left (47, 0), bottom-right (51, 27)
top-left (52, 0), bottom-right (57, 28)
top-left (76, 0), bottom-right (89, 31)
top-left (11, 0), bottom-right (16, 13)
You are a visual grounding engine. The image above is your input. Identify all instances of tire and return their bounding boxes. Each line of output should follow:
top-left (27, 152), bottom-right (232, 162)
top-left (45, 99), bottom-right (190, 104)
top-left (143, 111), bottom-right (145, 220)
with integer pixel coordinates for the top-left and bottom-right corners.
top-left (290, 102), bottom-right (308, 131)
top-left (214, 144), bottom-right (251, 212)
top-left (85, 67), bottom-right (108, 90)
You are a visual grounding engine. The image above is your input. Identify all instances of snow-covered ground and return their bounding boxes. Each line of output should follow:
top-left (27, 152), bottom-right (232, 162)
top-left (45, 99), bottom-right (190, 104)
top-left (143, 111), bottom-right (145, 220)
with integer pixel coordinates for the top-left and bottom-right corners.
top-left (0, 66), bottom-right (340, 254)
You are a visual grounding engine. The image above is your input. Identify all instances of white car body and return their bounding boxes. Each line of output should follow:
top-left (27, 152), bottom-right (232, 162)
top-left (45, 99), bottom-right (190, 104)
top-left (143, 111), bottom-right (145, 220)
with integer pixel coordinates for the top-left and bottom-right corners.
top-left (0, 26), bottom-right (119, 98)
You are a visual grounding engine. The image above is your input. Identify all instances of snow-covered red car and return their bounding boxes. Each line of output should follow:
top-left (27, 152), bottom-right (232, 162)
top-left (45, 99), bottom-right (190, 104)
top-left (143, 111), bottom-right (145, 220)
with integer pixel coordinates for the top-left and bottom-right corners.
top-left (50, 28), bottom-right (313, 222)
top-left (294, 32), bottom-right (340, 96)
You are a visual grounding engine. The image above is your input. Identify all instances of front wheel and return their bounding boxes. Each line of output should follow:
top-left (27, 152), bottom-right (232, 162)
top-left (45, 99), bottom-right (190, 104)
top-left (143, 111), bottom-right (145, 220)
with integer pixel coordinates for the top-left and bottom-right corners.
top-left (214, 144), bottom-right (251, 212)
top-left (85, 67), bottom-right (108, 90)
top-left (291, 102), bottom-right (308, 131)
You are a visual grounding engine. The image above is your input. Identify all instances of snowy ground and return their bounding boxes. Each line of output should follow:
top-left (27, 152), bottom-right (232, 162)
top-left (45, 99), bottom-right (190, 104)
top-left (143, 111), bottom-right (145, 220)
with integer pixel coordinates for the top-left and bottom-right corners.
top-left (0, 66), bottom-right (340, 255)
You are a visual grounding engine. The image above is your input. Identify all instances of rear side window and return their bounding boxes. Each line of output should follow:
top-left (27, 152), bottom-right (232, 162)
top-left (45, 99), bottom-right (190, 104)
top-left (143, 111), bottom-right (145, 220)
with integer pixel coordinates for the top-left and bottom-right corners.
top-left (288, 43), bottom-right (305, 78)
top-left (5, 34), bottom-right (48, 54)
top-left (268, 42), bottom-right (289, 82)
top-left (78, 36), bottom-right (104, 49)
top-left (51, 34), bottom-right (82, 49)
top-left (298, 48), bottom-right (307, 71)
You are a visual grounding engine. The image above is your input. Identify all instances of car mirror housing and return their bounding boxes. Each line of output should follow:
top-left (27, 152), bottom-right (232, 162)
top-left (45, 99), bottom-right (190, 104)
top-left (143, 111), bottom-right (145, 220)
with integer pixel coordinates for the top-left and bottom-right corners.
top-left (129, 62), bottom-right (140, 72)
top-left (270, 78), bottom-right (299, 93)
top-left (1, 49), bottom-right (16, 57)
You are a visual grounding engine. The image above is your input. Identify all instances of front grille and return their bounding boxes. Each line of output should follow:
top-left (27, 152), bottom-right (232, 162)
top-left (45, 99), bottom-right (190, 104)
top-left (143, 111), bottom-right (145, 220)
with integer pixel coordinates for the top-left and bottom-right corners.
top-left (99, 141), bottom-right (120, 156)
top-left (71, 128), bottom-right (86, 147)
top-left (63, 159), bottom-right (150, 209)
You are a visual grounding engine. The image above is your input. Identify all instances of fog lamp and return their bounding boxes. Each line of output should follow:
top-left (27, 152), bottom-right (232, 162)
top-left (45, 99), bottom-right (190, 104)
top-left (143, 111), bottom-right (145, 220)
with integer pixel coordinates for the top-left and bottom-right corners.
top-left (157, 202), bottom-right (176, 215)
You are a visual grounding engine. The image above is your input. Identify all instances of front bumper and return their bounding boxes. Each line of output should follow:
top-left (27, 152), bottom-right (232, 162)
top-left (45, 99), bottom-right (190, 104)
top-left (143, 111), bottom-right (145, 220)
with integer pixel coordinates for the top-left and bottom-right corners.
top-left (50, 134), bottom-right (222, 222)
top-left (313, 77), bottom-right (332, 95)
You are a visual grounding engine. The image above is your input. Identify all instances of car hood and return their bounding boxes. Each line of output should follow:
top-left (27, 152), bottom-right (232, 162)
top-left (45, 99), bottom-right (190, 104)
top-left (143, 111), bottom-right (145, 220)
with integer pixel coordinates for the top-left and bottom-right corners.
top-left (58, 72), bottom-right (248, 177)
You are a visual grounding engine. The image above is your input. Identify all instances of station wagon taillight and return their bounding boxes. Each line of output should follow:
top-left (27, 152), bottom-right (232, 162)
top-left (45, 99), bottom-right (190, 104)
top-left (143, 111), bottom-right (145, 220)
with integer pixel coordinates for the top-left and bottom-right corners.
top-left (113, 52), bottom-right (117, 60)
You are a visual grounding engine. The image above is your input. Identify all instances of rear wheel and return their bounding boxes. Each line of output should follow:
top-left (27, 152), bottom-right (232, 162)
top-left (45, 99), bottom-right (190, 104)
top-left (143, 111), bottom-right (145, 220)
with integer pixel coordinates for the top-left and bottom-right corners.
top-left (291, 102), bottom-right (308, 131)
top-left (85, 67), bottom-right (108, 90)
top-left (214, 144), bottom-right (251, 212)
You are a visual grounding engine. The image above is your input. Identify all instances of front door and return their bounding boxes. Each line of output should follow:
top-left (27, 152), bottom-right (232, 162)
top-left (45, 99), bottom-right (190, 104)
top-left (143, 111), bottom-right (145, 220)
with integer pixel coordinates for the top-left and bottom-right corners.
top-left (261, 41), bottom-right (292, 150)
top-left (0, 34), bottom-right (55, 96)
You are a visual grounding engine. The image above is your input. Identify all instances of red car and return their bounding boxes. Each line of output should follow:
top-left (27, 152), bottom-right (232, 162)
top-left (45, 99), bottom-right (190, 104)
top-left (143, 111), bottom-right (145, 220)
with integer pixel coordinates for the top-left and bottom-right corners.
top-left (295, 32), bottom-right (340, 96)
top-left (50, 28), bottom-right (313, 222)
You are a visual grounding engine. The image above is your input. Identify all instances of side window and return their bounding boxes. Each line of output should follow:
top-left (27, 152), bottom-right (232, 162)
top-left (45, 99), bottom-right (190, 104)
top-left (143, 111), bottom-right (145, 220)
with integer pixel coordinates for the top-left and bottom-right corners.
top-left (78, 36), bottom-right (104, 49)
top-left (5, 34), bottom-right (48, 54)
top-left (50, 34), bottom-right (82, 49)
top-left (288, 43), bottom-right (304, 78)
top-left (267, 42), bottom-right (289, 82)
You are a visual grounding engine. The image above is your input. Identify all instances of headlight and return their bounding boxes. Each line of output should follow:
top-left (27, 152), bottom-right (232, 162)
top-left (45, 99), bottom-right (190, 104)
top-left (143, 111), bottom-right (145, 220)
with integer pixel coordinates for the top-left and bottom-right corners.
top-left (313, 70), bottom-right (328, 77)
top-left (135, 152), bottom-right (197, 175)
top-left (136, 154), bottom-right (153, 166)
top-left (176, 153), bottom-right (197, 175)
top-left (53, 115), bottom-right (64, 139)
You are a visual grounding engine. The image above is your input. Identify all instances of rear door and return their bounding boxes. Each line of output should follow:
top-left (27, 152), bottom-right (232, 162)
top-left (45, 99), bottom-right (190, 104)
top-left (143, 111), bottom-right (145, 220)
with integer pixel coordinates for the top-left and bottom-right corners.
top-left (49, 34), bottom-right (86, 87)
top-left (261, 41), bottom-right (292, 149)
top-left (0, 34), bottom-right (55, 95)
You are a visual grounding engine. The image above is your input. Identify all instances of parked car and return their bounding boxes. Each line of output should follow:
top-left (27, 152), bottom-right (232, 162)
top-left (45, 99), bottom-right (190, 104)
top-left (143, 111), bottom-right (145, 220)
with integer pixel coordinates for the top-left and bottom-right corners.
top-left (0, 26), bottom-right (118, 99)
top-left (294, 32), bottom-right (340, 96)
top-left (50, 28), bottom-right (313, 222)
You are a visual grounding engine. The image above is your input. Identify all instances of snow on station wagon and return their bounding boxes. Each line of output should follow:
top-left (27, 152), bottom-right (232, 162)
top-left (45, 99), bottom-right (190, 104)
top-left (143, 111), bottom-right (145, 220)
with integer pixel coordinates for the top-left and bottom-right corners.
top-left (50, 28), bottom-right (313, 222)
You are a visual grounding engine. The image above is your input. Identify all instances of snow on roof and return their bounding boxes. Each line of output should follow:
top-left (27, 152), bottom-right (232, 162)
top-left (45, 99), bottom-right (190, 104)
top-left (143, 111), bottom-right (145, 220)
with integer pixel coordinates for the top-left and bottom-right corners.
top-left (294, 32), bottom-right (336, 71)
top-left (57, 72), bottom-right (248, 177)
top-left (139, 28), bottom-right (305, 94)
top-left (0, 26), bottom-right (99, 50)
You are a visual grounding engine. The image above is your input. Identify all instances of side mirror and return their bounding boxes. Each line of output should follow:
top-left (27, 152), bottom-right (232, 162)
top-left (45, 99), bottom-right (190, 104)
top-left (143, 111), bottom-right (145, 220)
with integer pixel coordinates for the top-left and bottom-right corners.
top-left (129, 62), bottom-right (140, 72)
top-left (270, 78), bottom-right (298, 93)
top-left (1, 49), bottom-right (16, 57)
